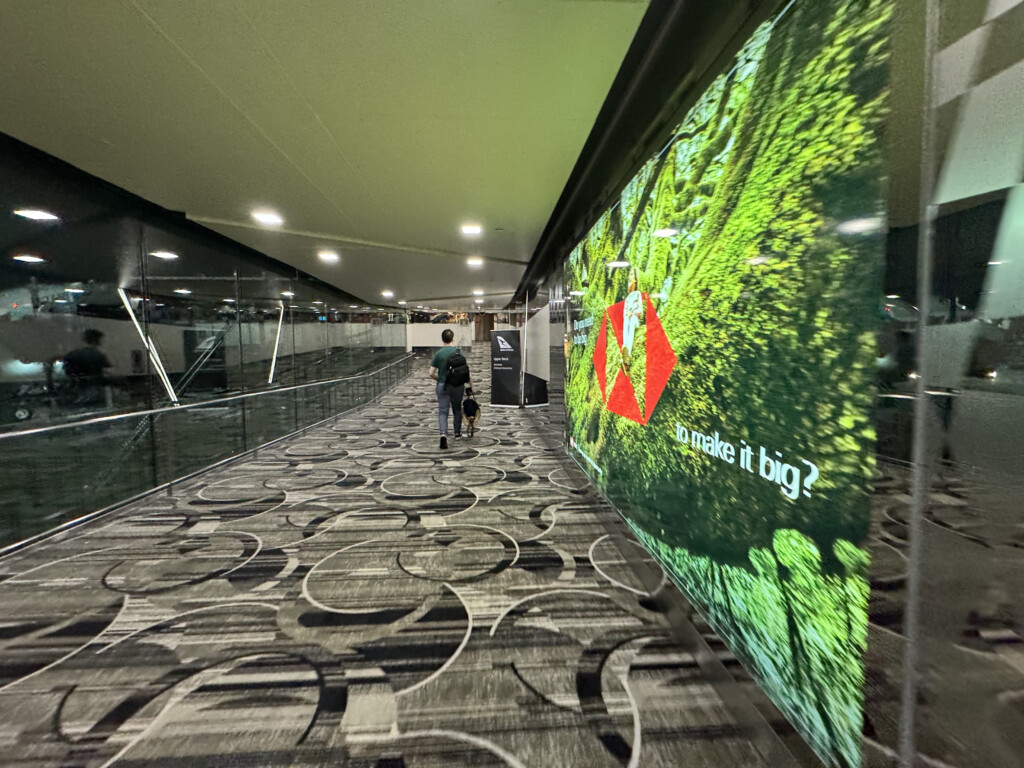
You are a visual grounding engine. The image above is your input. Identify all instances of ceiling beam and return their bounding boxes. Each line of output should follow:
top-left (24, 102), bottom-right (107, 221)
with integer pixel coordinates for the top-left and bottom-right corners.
top-left (190, 215), bottom-right (530, 266)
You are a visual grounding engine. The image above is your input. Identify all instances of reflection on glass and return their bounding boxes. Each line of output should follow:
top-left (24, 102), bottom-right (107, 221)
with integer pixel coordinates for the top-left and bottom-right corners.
top-left (904, 2), bottom-right (1024, 765)
top-left (0, 135), bottom-right (410, 548)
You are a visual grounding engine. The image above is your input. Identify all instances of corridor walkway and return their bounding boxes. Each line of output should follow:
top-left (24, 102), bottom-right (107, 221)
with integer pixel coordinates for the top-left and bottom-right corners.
top-left (0, 349), bottom-right (765, 767)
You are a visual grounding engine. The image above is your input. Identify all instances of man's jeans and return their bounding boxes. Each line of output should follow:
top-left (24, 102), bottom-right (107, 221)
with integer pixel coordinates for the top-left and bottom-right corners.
top-left (436, 382), bottom-right (464, 436)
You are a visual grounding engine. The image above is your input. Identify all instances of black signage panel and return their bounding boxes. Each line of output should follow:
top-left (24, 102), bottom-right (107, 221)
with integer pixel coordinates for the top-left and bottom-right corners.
top-left (490, 330), bottom-right (521, 406)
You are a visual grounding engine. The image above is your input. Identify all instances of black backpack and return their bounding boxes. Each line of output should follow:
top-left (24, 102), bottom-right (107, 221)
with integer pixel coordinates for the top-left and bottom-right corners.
top-left (445, 349), bottom-right (470, 386)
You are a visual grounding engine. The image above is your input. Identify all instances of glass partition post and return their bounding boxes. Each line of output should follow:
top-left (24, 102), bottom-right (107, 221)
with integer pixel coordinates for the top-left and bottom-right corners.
top-left (233, 269), bottom-right (247, 446)
top-left (136, 221), bottom-right (161, 491)
top-left (900, 2), bottom-right (1024, 766)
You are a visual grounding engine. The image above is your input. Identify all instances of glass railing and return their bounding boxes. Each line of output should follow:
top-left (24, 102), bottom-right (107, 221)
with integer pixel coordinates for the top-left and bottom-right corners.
top-left (0, 354), bottom-right (416, 550)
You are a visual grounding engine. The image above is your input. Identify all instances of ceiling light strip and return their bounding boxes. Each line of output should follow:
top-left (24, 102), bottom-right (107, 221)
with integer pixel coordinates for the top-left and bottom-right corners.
top-left (117, 288), bottom-right (179, 404)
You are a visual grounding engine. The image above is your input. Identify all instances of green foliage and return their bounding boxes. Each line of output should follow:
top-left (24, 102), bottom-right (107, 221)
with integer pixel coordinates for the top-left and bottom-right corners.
top-left (629, 522), bottom-right (870, 768)
top-left (564, 2), bottom-right (892, 766)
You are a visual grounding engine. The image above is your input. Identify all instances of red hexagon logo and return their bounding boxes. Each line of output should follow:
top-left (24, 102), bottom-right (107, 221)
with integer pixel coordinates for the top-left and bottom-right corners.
top-left (593, 293), bottom-right (676, 425)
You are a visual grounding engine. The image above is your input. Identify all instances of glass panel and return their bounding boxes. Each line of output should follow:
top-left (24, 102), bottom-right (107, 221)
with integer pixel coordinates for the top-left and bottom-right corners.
top-left (0, 133), bottom-right (411, 551)
top-left (152, 399), bottom-right (246, 484)
top-left (237, 264), bottom-right (295, 390)
top-left (243, 389), bottom-right (298, 449)
top-left (0, 203), bottom-right (153, 430)
top-left (138, 221), bottom-right (243, 406)
top-left (0, 414), bottom-right (155, 542)
top-left (912, 1), bottom-right (1024, 765)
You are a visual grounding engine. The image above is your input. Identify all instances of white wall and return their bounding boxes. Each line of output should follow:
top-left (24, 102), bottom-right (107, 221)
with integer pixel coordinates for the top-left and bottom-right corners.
top-left (222, 321), bottom-right (387, 368)
top-left (406, 323), bottom-right (472, 352)
top-left (0, 314), bottom-right (407, 384)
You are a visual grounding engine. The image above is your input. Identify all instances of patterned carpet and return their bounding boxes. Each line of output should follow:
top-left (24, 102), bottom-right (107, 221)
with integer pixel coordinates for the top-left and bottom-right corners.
top-left (0, 349), bottom-right (764, 767)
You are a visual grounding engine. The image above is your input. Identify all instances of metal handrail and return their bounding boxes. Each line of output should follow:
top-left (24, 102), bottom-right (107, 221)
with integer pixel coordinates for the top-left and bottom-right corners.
top-left (0, 352), bottom-right (417, 441)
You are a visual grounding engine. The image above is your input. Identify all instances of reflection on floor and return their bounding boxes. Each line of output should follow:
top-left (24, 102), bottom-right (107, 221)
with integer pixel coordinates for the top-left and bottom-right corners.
top-left (0, 349), bottom-right (764, 767)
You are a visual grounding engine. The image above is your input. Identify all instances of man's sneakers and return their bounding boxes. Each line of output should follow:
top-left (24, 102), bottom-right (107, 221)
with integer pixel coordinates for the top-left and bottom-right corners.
top-left (454, 433), bottom-right (463, 440)
top-left (439, 435), bottom-right (448, 450)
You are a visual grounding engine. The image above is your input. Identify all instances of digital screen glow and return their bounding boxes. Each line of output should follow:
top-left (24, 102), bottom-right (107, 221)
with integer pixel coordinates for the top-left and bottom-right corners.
top-left (564, 2), bottom-right (891, 765)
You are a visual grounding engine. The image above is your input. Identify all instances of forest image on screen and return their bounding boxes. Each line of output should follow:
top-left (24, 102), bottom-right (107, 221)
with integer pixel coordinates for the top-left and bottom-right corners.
top-left (564, 2), bottom-right (891, 766)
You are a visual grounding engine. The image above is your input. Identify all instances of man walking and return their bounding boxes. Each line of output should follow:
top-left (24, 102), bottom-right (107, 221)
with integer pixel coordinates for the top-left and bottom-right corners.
top-left (429, 329), bottom-right (470, 449)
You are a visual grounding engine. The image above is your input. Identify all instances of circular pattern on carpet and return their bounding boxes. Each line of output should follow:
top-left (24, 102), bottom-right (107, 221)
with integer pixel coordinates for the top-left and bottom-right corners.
top-left (265, 469), bottom-right (341, 491)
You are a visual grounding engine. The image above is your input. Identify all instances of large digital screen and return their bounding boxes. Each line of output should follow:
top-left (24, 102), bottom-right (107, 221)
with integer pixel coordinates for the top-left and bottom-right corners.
top-left (564, 2), bottom-right (891, 766)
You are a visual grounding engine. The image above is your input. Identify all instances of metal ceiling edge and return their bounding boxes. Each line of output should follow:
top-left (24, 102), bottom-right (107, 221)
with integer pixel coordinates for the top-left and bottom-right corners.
top-left (511, 0), bottom-right (779, 307)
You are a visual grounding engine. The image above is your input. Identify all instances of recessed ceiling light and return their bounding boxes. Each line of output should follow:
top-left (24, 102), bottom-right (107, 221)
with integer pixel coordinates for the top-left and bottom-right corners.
top-left (65, 287), bottom-right (85, 294)
top-left (381, 290), bottom-right (394, 298)
top-left (223, 298), bottom-right (235, 302)
top-left (312, 300), bottom-right (324, 305)
top-left (467, 257), bottom-right (484, 267)
top-left (886, 294), bottom-right (900, 299)
top-left (13, 254), bottom-right (45, 263)
top-left (461, 223), bottom-right (483, 236)
top-left (288, 304), bottom-right (298, 308)
top-left (475, 299), bottom-right (484, 304)
top-left (472, 289), bottom-right (484, 296)
top-left (398, 300), bottom-right (407, 305)
top-left (252, 209), bottom-right (284, 226)
top-left (174, 288), bottom-right (192, 295)
top-left (607, 261), bottom-right (630, 268)
top-left (281, 291), bottom-right (295, 297)
top-left (318, 250), bottom-right (339, 263)
top-left (653, 228), bottom-right (679, 237)
top-left (349, 304), bottom-right (359, 308)
top-left (416, 305), bottom-right (423, 308)
top-left (150, 251), bottom-right (179, 260)
top-left (54, 298), bottom-right (68, 304)
top-left (14, 209), bottom-right (59, 221)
